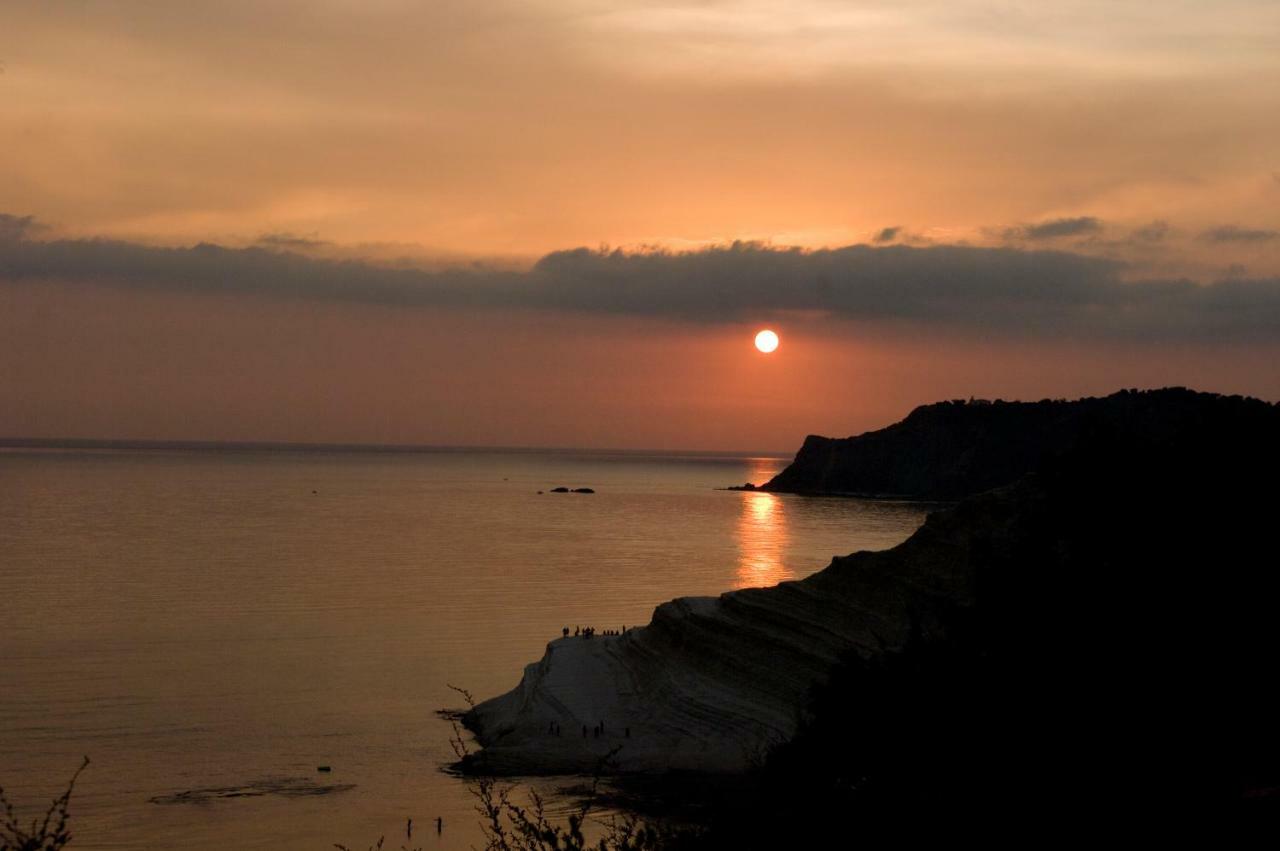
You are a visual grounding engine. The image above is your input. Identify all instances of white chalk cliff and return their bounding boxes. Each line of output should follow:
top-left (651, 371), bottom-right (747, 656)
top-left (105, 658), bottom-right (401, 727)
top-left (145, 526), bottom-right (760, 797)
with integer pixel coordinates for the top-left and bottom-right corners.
top-left (462, 499), bottom-right (990, 775)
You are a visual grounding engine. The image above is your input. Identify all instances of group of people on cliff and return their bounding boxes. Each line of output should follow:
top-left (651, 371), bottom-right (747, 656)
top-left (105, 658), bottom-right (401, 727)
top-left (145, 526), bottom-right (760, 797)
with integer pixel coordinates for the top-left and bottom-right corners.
top-left (546, 719), bottom-right (631, 739)
top-left (562, 625), bottom-right (628, 639)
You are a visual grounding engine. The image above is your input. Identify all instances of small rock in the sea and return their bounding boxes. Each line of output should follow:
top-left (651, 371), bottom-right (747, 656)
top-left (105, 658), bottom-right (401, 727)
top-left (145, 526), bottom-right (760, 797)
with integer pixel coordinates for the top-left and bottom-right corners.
top-left (317, 765), bottom-right (331, 773)
top-left (550, 487), bottom-right (570, 493)
top-left (571, 487), bottom-right (595, 493)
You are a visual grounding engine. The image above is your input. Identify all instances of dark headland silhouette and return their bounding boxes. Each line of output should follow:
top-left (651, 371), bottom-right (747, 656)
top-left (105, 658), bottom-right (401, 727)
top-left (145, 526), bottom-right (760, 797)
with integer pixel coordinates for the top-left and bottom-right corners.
top-left (463, 387), bottom-right (1280, 823)
top-left (742, 387), bottom-right (1278, 499)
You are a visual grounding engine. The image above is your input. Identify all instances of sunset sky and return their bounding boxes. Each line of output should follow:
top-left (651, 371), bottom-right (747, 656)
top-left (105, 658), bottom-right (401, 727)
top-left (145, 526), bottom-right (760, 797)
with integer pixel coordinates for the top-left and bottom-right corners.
top-left (3, 1), bottom-right (1279, 450)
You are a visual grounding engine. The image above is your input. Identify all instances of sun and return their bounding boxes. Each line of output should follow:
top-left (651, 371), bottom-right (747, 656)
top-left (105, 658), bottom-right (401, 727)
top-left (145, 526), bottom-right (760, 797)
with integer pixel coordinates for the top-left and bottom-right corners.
top-left (754, 329), bottom-right (779, 354)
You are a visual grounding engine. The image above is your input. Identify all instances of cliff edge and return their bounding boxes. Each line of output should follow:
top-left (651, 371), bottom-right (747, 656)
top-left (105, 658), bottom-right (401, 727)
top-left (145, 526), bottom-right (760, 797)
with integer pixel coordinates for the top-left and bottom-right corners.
top-left (462, 388), bottom-right (1280, 788)
top-left (462, 491), bottom-right (1000, 774)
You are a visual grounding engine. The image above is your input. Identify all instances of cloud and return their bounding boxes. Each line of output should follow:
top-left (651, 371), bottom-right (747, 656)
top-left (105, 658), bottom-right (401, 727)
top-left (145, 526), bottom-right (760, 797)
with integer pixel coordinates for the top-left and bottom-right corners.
top-left (1130, 220), bottom-right (1171, 244)
top-left (1005, 216), bottom-right (1104, 241)
top-left (2, 216), bottom-right (1279, 343)
top-left (525, 243), bottom-right (1123, 324)
top-left (255, 232), bottom-right (330, 251)
top-left (1201, 225), bottom-right (1278, 243)
top-left (873, 226), bottom-right (900, 244)
top-left (0, 213), bottom-right (41, 242)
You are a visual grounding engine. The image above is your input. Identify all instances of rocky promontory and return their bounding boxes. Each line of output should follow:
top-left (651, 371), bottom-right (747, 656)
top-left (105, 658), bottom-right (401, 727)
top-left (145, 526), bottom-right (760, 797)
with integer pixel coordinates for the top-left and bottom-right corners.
top-left (758, 387), bottom-right (1277, 499)
top-left (463, 488), bottom-right (997, 774)
top-left (462, 388), bottom-right (1280, 794)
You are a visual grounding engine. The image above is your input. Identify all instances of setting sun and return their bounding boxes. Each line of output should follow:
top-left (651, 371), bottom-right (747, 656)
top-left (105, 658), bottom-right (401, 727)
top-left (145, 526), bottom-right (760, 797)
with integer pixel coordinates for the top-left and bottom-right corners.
top-left (754, 329), bottom-right (780, 353)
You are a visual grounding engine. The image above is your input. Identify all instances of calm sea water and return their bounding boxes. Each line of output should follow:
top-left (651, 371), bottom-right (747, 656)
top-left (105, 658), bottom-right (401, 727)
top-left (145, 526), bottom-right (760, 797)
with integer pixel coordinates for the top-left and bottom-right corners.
top-left (0, 447), bottom-right (928, 849)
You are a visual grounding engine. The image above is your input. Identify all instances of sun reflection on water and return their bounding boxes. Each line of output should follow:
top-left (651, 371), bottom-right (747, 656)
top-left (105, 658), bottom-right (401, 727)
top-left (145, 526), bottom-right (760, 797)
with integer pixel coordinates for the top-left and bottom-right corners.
top-left (735, 490), bottom-right (791, 589)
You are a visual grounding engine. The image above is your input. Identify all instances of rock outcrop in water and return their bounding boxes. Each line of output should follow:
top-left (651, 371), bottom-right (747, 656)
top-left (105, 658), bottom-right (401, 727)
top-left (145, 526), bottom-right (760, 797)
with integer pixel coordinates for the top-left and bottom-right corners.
top-left (463, 388), bottom-right (1280, 786)
top-left (759, 387), bottom-right (1276, 499)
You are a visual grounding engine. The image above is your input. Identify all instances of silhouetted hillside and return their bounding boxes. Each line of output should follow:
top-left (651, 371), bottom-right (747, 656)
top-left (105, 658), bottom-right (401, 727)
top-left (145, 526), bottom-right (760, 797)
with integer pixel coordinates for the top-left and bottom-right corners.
top-left (760, 387), bottom-right (1280, 500)
top-left (680, 399), bottom-right (1280, 841)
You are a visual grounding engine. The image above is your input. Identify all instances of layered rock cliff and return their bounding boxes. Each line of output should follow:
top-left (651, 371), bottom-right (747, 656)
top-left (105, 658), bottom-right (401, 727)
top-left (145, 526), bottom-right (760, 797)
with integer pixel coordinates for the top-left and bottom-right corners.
top-left (462, 489), bottom-right (1003, 774)
top-left (462, 388), bottom-right (1280, 783)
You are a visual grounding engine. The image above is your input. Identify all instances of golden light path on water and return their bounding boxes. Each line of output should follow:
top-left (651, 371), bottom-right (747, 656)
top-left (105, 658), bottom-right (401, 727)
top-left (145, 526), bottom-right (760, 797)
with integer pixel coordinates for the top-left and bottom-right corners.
top-left (735, 489), bottom-right (790, 589)
top-left (734, 456), bottom-right (791, 588)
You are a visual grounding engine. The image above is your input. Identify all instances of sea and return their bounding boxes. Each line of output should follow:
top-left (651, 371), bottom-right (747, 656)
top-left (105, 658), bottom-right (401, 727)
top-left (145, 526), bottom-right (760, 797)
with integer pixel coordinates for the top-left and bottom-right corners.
top-left (0, 446), bottom-right (929, 849)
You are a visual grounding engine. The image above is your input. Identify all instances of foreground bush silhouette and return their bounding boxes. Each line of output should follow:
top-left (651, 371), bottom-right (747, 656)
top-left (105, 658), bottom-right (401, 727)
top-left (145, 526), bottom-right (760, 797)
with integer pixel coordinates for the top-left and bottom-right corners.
top-left (468, 774), bottom-right (670, 851)
top-left (446, 685), bottom-right (675, 851)
top-left (0, 758), bottom-right (89, 851)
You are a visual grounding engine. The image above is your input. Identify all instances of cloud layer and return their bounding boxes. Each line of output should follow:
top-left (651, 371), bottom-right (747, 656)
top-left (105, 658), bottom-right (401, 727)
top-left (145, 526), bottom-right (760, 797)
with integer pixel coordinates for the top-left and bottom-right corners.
top-left (0, 214), bottom-right (40, 241)
top-left (3, 2), bottom-right (1279, 258)
top-left (1202, 225), bottom-right (1278, 243)
top-left (1005, 216), bottom-right (1104, 241)
top-left (4, 220), bottom-right (1280, 344)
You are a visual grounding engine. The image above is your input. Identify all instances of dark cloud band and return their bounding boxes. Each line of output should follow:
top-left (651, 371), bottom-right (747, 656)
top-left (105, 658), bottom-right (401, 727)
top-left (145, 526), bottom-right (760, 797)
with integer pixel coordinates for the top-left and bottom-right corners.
top-left (1004, 216), bottom-right (1104, 241)
top-left (1201, 225), bottom-right (1278, 244)
top-left (2, 219), bottom-right (1278, 343)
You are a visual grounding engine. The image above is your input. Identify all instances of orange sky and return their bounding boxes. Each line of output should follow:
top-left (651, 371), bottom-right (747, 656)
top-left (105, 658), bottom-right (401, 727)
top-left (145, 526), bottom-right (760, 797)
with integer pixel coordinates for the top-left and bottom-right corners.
top-left (2, 2), bottom-right (1279, 449)
top-left (4, 279), bottom-right (1277, 452)
top-left (3, 1), bottom-right (1278, 264)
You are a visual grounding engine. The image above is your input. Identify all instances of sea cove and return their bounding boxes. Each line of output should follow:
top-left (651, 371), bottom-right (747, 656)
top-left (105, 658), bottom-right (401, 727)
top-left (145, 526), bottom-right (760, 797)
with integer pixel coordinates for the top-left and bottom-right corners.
top-left (0, 446), bottom-right (927, 849)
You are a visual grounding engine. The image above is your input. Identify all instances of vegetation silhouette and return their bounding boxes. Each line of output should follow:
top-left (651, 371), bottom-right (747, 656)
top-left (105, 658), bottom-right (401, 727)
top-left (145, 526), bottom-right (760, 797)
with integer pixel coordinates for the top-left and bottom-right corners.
top-left (445, 685), bottom-right (677, 851)
top-left (0, 757), bottom-right (88, 851)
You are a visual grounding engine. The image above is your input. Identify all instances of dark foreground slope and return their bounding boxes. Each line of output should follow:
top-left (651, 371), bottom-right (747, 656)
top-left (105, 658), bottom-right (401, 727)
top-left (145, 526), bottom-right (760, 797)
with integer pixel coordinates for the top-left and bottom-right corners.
top-left (761, 387), bottom-right (1276, 499)
top-left (685, 431), bottom-right (1280, 842)
top-left (465, 388), bottom-right (1280, 813)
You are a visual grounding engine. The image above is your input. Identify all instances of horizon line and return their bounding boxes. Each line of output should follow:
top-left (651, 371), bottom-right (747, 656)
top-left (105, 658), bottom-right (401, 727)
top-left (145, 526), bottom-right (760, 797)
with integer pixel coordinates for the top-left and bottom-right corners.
top-left (0, 435), bottom-right (795, 460)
